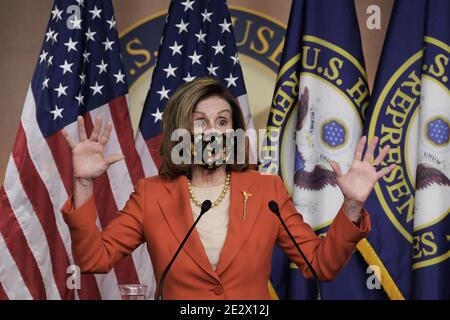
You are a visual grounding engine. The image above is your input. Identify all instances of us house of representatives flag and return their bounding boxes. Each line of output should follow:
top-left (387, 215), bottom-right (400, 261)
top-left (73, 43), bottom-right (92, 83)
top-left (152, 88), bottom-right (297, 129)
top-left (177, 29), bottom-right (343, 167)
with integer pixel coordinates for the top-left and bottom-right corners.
top-left (260, 0), bottom-right (381, 299)
top-left (135, 0), bottom-right (255, 176)
top-left (360, 0), bottom-right (427, 300)
top-left (412, 0), bottom-right (450, 299)
top-left (0, 0), bottom-right (154, 299)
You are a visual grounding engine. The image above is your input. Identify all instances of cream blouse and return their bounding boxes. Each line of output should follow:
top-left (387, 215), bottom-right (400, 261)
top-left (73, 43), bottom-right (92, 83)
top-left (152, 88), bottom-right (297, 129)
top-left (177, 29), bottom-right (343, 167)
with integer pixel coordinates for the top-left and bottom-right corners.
top-left (189, 184), bottom-right (231, 270)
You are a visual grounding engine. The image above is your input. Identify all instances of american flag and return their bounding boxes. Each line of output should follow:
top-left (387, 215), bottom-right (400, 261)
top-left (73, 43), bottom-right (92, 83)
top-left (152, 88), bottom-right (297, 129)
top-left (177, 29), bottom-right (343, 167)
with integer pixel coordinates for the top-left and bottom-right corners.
top-left (0, 0), bottom-right (154, 299)
top-left (135, 0), bottom-right (255, 174)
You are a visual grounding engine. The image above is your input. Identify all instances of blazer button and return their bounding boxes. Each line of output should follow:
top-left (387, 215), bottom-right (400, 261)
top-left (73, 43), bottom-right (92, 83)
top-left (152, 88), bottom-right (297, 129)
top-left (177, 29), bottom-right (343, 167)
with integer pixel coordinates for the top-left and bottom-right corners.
top-left (212, 286), bottom-right (224, 295)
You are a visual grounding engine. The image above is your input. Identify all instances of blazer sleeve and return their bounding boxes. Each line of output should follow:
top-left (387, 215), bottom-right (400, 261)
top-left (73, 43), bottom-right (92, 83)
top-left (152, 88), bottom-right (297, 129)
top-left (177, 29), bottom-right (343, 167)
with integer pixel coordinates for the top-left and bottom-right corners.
top-left (60, 179), bottom-right (146, 273)
top-left (274, 175), bottom-right (371, 281)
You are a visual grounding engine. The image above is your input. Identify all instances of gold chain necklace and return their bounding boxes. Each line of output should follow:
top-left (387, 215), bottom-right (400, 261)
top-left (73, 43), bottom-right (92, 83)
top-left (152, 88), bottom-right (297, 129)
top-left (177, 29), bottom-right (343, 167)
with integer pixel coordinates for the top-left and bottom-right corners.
top-left (188, 173), bottom-right (231, 208)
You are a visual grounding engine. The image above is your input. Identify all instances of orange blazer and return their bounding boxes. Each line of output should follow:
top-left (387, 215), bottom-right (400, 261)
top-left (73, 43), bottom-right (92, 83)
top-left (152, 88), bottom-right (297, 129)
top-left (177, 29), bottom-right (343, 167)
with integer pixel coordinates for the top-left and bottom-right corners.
top-left (61, 170), bottom-right (371, 300)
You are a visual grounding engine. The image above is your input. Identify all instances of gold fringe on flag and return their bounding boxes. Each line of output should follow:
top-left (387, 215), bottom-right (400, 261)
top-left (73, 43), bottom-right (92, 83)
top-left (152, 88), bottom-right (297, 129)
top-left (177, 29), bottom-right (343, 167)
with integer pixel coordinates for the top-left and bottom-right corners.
top-left (357, 238), bottom-right (405, 300)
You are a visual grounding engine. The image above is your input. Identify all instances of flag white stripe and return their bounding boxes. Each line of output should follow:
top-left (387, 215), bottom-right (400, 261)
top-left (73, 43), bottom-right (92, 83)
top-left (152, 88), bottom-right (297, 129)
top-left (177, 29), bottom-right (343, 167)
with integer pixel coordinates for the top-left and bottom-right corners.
top-left (135, 131), bottom-right (159, 177)
top-left (91, 216), bottom-right (121, 299)
top-left (0, 231), bottom-right (32, 299)
top-left (237, 94), bottom-right (255, 130)
top-left (91, 215), bottom-right (121, 299)
top-left (132, 243), bottom-right (156, 299)
top-left (237, 94), bottom-right (257, 163)
top-left (93, 270), bottom-right (121, 299)
top-left (4, 157), bottom-right (61, 299)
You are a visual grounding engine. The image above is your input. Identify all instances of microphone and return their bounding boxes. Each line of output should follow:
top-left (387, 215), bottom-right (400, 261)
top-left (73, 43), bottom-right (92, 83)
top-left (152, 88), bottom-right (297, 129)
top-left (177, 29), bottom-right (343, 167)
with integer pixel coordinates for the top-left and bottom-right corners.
top-left (268, 200), bottom-right (322, 300)
top-left (156, 199), bottom-right (212, 300)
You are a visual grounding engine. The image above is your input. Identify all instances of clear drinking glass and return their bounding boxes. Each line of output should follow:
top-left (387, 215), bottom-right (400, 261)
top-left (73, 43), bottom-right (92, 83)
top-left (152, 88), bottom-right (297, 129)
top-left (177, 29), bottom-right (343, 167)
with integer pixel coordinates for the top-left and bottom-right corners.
top-left (119, 284), bottom-right (148, 300)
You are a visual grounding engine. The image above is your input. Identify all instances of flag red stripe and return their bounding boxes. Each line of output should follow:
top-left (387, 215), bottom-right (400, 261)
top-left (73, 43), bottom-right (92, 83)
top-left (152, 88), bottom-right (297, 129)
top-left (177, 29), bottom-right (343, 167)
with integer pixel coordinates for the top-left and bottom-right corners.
top-left (12, 125), bottom-right (73, 299)
top-left (108, 96), bottom-right (145, 184)
top-left (45, 131), bottom-right (102, 300)
top-left (0, 280), bottom-right (7, 300)
top-left (0, 187), bottom-right (46, 300)
top-left (83, 114), bottom-right (141, 286)
top-left (77, 275), bottom-right (103, 300)
top-left (146, 134), bottom-right (163, 173)
top-left (45, 131), bottom-right (74, 194)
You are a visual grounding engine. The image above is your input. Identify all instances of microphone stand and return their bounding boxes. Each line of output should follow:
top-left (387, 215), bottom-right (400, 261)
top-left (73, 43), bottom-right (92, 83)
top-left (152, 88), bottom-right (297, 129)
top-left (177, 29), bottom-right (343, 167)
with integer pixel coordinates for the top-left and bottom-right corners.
top-left (268, 201), bottom-right (322, 300)
top-left (156, 199), bottom-right (212, 300)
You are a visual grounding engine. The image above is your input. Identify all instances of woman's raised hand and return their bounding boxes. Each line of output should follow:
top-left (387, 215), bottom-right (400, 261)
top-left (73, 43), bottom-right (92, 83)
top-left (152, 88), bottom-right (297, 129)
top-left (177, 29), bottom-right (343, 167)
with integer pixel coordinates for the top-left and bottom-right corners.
top-left (62, 115), bottom-right (124, 181)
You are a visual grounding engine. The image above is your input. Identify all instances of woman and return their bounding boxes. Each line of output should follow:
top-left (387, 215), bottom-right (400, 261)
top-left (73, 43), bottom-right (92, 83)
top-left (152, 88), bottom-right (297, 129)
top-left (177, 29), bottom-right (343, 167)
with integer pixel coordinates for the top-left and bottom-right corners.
top-left (61, 78), bottom-right (395, 300)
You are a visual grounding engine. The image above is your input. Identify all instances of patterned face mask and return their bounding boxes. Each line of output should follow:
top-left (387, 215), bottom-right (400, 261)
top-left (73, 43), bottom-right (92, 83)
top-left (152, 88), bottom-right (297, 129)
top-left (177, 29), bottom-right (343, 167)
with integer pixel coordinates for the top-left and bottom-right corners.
top-left (191, 132), bottom-right (235, 170)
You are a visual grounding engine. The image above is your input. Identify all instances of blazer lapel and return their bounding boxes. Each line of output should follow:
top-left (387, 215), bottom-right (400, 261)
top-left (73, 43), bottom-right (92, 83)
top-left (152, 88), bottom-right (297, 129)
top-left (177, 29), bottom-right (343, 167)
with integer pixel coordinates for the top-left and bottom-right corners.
top-left (158, 175), bottom-right (218, 280)
top-left (215, 170), bottom-right (262, 276)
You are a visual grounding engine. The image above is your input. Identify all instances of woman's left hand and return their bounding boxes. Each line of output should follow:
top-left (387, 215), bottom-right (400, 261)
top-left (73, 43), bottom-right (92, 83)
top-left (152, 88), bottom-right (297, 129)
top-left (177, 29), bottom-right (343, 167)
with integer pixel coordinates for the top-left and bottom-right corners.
top-left (329, 136), bottom-right (396, 221)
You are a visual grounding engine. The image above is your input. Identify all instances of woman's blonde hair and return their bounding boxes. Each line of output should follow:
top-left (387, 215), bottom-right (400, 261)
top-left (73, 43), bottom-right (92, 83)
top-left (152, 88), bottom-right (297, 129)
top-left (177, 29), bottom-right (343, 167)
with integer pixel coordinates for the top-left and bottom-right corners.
top-left (160, 77), bottom-right (250, 178)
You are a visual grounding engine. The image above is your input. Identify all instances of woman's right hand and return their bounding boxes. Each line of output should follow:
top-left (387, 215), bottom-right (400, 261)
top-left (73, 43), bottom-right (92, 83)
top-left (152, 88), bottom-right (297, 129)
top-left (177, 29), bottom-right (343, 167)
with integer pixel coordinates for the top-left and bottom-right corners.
top-left (62, 115), bottom-right (124, 181)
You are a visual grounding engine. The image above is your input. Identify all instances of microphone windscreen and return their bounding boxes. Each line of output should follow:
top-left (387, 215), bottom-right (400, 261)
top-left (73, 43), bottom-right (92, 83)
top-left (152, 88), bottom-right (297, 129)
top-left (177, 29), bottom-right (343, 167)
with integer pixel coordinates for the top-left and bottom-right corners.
top-left (268, 200), bottom-right (279, 215)
top-left (201, 199), bottom-right (212, 212)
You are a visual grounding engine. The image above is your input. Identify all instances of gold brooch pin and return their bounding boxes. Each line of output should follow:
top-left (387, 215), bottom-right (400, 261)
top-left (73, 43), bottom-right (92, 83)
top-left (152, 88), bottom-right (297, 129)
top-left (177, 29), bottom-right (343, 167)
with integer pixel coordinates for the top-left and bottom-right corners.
top-left (242, 191), bottom-right (252, 221)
